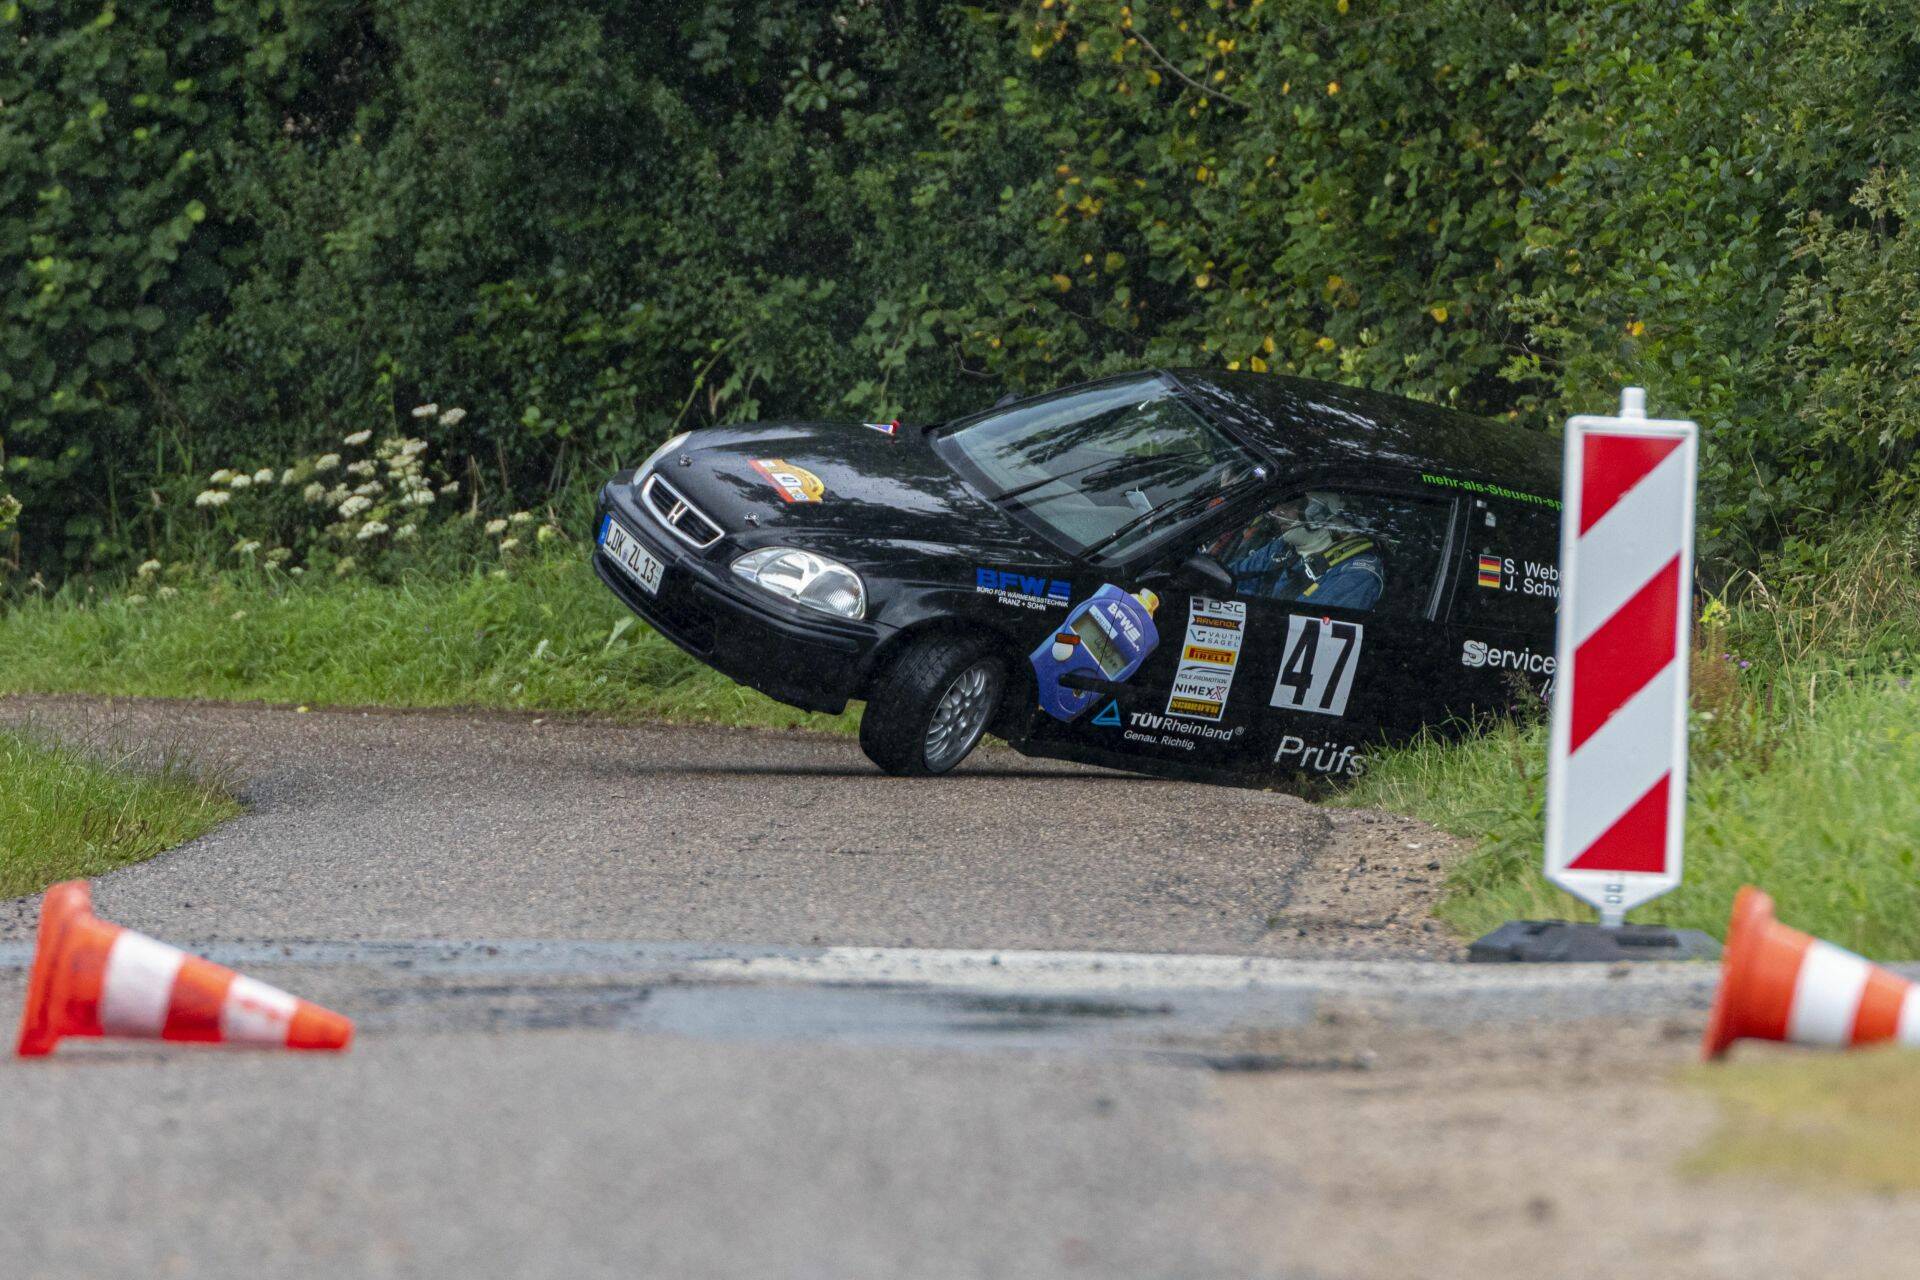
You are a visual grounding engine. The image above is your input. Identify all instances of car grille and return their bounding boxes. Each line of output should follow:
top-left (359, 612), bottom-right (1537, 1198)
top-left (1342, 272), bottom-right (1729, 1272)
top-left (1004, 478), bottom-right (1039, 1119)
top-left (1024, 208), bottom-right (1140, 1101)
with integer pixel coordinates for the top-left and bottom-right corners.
top-left (641, 472), bottom-right (723, 549)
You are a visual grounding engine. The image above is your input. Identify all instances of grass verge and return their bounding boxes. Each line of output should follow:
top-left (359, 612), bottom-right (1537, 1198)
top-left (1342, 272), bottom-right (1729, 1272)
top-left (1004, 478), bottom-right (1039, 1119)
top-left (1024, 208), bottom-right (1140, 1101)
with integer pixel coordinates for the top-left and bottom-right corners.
top-left (1343, 519), bottom-right (1920, 954)
top-left (1686, 1049), bottom-right (1920, 1191)
top-left (0, 556), bottom-right (857, 733)
top-left (0, 731), bottom-right (241, 897)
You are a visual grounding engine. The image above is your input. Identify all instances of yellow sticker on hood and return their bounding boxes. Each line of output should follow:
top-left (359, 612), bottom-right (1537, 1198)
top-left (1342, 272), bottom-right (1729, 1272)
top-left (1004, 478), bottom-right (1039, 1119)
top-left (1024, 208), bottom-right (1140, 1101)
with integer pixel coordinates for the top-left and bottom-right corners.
top-left (749, 458), bottom-right (826, 504)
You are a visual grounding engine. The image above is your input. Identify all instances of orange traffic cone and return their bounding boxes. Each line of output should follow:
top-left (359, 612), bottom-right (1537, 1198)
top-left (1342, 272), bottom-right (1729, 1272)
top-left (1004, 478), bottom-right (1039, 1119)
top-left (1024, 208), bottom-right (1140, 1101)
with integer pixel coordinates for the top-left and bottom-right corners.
top-left (16, 880), bottom-right (352, 1057)
top-left (1702, 885), bottom-right (1919, 1060)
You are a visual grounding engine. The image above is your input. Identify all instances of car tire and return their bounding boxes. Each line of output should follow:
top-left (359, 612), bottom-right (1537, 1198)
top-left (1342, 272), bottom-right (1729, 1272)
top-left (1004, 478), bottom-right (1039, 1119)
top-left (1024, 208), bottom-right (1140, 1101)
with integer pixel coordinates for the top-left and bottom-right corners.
top-left (860, 633), bottom-right (1007, 777)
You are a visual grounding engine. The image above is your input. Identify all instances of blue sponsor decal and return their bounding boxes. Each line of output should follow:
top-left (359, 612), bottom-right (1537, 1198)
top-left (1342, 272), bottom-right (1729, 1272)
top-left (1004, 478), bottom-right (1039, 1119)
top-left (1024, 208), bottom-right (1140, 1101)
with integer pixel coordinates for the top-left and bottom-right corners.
top-left (1093, 700), bottom-right (1122, 726)
top-left (974, 567), bottom-right (1073, 610)
top-left (1030, 585), bottom-right (1162, 722)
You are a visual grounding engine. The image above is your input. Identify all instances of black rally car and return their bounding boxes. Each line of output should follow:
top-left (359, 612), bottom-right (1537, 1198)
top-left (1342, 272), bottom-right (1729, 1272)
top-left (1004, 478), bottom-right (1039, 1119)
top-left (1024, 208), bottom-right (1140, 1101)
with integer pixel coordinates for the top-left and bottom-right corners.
top-left (592, 370), bottom-right (1562, 783)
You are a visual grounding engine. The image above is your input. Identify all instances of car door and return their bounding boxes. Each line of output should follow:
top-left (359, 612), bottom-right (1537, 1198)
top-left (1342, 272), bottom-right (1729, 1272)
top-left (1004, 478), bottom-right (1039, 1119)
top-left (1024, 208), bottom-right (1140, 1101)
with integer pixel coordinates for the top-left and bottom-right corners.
top-left (1441, 494), bottom-right (1563, 720)
top-left (1007, 490), bottom-right (1275, 783)
top-left (1217, 485), bottom-right (1459, 784)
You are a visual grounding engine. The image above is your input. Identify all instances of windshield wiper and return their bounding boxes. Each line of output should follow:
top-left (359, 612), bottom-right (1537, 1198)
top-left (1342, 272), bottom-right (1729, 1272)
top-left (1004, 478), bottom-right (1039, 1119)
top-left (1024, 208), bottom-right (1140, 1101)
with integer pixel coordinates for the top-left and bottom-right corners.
top-left (1081, 482), bottom-right (1239, 561)
top-left (987, 449), bottom-right (1211, 506)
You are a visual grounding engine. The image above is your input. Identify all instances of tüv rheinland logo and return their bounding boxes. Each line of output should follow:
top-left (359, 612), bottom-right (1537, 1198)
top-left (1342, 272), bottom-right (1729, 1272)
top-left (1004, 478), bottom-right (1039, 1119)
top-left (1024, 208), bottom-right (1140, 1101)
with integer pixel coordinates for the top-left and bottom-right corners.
top-left (1461, 638), bottom-right (1555, 674)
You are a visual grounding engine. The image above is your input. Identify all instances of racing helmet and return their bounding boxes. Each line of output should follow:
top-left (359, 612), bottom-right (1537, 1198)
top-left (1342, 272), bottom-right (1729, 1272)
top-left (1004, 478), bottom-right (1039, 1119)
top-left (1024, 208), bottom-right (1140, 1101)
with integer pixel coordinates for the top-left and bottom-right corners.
top-left (1280, 491), bottom-right (1363, 557)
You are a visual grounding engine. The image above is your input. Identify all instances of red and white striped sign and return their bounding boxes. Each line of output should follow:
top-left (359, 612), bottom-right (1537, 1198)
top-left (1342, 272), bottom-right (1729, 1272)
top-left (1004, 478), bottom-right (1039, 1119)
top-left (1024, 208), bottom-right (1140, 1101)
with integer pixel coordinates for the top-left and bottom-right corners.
top-left (1544, 388), bottom-right (1698, 925)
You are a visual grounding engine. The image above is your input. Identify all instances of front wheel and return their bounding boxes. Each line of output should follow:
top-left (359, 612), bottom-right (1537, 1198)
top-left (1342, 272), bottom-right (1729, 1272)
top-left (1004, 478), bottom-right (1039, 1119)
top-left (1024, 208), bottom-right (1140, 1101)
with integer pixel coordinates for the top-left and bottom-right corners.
top-left (859, 634), bottom-right (1007, 776)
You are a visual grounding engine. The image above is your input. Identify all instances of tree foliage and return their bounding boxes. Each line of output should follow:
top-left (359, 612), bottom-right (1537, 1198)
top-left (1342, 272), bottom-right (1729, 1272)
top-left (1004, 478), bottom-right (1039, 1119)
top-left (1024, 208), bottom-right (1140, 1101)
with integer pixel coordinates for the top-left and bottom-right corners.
top-left (4, 0), bottom-right (1918, 578)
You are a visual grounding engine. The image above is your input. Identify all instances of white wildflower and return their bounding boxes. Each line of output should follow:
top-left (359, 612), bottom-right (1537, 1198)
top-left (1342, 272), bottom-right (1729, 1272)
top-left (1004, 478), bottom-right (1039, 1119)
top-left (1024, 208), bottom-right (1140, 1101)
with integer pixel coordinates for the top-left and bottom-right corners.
top-left (313, 453), bottom-right (341, 473)
top-left (411, 403), bottom-right (439, 419)
top-left (232, 539), bottom-right (262, 557)
top-left (338, 495), bottom-right (373, 519)
top-left (401, 437), bottom-right (430, 457)
top-left (509, 510), bottom-right (533, 525)
top-left (230, 611), bottom-right (248, 622)
top-left (489, 569), bottom-right (508, 580)
top-left (265, 547), bottom-right (292, 565)
top-left (536, 525), bottom-right (560, 544)
top-left (126, 594), bottom-right (147, 606)
top-left (157, 586), bottom-right (179, 599)
top-left (194, 489), bottom-right (231, 508)
top-left (439, 481), bottom-right (461, 497)
top-left (280, 468), bottom-right (299, 486)
top-left (303, 482), bottom-right (327, 504)
top-left (346, 459), bottom-right (377, 479)
top-left (343, 429), bottom-right (373, 446)
top-left (498, 537), bottom-right (520, 552)
top-left (402, 489), bottom-right (435, 508)
top-left (228, 473), bottom-right (253, 490)
top-left (290, 566), bottom-right (305, 577)
top-left (252, 467), bottom-right (274, 485)
top-left (137, 559), bottom-right (162, 578)
top-left (326, 484), bottom-right (350, 507)
top-left (394, 523), bottom-right (418, 541)
top-left (333, 557), bottom-right (356, 576)
top-left (353, 480), bottom-right (385, 498)
top-left (209, 469), bottom-right (236, 485)
top-left (484, 518), bottom-right (509, 535)
top-left (438, 407), bottom-right (466, 426)
top-left (356, 521), bottom-right (390, 541)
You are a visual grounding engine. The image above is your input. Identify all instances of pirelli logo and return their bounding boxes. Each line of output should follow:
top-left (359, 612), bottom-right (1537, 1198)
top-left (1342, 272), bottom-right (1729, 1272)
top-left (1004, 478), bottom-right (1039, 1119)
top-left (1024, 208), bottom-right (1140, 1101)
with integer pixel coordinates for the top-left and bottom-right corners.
top-left (1183, 643), bottom-right (1237, 666)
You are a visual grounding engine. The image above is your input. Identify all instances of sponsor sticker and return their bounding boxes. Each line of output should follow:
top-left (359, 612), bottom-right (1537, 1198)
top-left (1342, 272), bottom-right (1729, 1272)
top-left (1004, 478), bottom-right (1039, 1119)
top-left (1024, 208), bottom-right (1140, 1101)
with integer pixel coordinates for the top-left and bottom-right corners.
top-left (975, 567), bottom-right (1073, 611)
top-left (1123, 709), bottom-right (1245, 753)
top-left (1273, 734), bottom-right (1369, 779)
top-left (1461, 638), bottom-right (1556, 674)
top-left (1164, 597), bottom-right (1246, 722)
top-left (1476, 554), bottom-right (1503, 589)
top-left (749, 458), bottom-right (826, 504)
top-left (862, 420), bottom-right (900, 436)
top-left (1271, 615), bottom-right (1363, 718)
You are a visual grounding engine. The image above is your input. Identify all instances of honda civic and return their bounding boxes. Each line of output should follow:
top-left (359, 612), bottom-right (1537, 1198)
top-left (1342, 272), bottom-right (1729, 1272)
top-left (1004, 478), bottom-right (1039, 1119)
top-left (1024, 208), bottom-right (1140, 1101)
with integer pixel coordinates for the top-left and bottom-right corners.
top-left (592, 370), bottom-right (1562, 784)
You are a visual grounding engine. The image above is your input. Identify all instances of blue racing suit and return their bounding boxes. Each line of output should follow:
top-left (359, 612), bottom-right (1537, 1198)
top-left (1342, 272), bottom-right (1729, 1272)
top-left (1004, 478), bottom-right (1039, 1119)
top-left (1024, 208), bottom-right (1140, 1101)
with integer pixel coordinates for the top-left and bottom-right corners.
top-left (1227, 534), bottom-right (1385, 611)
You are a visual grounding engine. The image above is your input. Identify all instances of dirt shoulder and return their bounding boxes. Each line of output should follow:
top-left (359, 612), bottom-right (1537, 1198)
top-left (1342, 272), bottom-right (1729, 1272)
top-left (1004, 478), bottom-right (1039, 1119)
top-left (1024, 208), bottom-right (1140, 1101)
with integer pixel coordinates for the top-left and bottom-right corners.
top-left (1206, 1018), bottom-right (1920, 1278)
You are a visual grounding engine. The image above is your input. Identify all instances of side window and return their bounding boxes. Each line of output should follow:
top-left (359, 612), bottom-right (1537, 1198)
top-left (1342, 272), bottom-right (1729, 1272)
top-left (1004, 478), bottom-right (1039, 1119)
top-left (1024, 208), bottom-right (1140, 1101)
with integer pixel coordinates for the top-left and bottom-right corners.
top-left (1203, 489), bottom-right (1452, 618)
top-left (1450, 499), bottom-right (1560, 631)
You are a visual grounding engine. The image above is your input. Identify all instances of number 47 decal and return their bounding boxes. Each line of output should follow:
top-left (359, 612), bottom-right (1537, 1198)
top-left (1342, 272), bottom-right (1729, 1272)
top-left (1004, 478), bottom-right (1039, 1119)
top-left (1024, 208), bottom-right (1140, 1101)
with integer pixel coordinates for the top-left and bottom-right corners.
top-left (1271, 616), bottom-right (1363, 717)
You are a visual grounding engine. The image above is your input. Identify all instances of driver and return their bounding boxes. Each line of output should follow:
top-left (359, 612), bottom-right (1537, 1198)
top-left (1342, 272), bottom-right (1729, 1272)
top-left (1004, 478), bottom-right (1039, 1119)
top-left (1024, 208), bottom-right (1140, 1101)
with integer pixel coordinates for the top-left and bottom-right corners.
top-left (1217, 492), bottom-right (1386, 610)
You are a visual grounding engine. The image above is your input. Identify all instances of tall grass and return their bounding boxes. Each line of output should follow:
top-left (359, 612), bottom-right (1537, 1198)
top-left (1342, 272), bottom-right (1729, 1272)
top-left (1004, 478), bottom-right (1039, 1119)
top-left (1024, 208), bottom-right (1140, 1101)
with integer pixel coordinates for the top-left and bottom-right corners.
top-left (1345, 516), bottom-right (1920, 954)
top-left (0, 730), bottom-right (240, 896)
top-left (0, 554), bottom-right (857, 732)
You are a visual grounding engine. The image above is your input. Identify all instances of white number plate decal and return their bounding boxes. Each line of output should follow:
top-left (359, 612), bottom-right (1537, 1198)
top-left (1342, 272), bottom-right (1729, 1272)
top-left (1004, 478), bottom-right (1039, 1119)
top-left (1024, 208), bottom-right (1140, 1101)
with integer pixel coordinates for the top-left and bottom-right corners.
top-left (1270, 616), bottom-right (1363, 717)
top-left (600, 518), bottom-right (664, 596)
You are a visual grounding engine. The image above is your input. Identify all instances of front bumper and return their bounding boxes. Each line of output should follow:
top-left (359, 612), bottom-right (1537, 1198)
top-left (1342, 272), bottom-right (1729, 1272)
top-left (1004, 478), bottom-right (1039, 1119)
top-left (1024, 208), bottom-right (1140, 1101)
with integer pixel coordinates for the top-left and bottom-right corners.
top-left (591, 486), bottom-right (888, 714)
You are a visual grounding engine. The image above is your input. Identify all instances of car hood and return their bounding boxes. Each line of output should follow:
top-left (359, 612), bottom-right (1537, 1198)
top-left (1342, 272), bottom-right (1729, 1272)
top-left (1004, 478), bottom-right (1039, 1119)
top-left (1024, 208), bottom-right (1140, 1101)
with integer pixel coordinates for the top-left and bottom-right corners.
top-left (654, 422), bottom-right (1044, 562)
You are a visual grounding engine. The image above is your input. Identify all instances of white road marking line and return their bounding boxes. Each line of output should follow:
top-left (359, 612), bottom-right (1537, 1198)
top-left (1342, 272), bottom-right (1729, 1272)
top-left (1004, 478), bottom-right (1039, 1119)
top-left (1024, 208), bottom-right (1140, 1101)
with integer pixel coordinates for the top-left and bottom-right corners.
top-left (0, 939), bottom-right (1734, 997)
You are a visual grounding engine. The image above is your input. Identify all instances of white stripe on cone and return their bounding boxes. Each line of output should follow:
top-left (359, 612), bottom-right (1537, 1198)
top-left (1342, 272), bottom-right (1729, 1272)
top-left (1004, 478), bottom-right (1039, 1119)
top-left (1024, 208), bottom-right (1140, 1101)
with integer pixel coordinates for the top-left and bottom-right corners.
top-left (100, 932), bottom-right (186, 1037)
top-left (1786, 942), bottom-right (1874, 1046)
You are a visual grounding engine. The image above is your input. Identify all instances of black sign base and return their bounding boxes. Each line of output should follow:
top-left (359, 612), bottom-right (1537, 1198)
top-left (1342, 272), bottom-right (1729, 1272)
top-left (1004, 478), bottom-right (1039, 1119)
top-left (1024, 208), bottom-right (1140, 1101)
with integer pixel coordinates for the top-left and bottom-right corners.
top-left (1468, 920), bottom-right (1722, 964)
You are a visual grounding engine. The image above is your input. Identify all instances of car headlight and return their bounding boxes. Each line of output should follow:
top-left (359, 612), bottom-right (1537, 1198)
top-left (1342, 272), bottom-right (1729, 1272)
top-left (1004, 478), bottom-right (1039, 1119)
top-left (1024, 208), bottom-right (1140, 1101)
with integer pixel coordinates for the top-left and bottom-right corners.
top-left (638, 431), bottom-right (691, 479)
top-left (730, 547), bottom-right (866, 620)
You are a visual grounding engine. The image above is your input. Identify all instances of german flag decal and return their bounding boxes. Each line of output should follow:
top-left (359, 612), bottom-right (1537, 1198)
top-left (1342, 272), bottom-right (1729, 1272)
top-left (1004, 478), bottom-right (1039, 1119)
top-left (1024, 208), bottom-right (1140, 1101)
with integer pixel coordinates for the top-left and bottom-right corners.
top-left (1476, 554), bottom-right (1503, 589)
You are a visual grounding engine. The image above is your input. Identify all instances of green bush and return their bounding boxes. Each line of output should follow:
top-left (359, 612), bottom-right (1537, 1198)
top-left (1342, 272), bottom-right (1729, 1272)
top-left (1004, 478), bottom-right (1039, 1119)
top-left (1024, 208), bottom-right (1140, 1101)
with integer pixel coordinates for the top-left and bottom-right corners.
top-left (5, 0), bottom-right (1919, 583)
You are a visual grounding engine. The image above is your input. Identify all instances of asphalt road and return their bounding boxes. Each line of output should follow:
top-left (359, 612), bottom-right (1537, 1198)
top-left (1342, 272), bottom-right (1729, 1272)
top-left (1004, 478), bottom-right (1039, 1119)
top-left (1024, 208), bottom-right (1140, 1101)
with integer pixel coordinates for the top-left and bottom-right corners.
top-left (7, 697), bottom-right (1889, 1279)
top-left (0, 696), bottom-right (1458, 955)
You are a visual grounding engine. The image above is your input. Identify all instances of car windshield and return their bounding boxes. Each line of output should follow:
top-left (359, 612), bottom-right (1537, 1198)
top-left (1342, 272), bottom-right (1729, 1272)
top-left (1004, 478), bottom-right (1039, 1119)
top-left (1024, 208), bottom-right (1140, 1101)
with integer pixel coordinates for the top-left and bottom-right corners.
top-left (931, 376), bottom-right (1264, 559)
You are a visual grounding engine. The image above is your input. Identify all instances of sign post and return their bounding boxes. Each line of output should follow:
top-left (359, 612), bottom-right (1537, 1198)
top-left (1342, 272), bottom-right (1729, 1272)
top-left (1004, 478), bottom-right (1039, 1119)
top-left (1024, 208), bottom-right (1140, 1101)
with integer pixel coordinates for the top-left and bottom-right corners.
top-left (1470, 388), bottom-right (1720, 962)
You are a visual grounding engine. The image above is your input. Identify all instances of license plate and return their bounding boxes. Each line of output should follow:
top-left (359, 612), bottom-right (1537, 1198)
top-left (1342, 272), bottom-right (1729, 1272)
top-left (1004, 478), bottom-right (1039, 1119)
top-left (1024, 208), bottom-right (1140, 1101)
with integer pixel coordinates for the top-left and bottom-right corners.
top-left (600, 517), bottom-right (664, 596)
